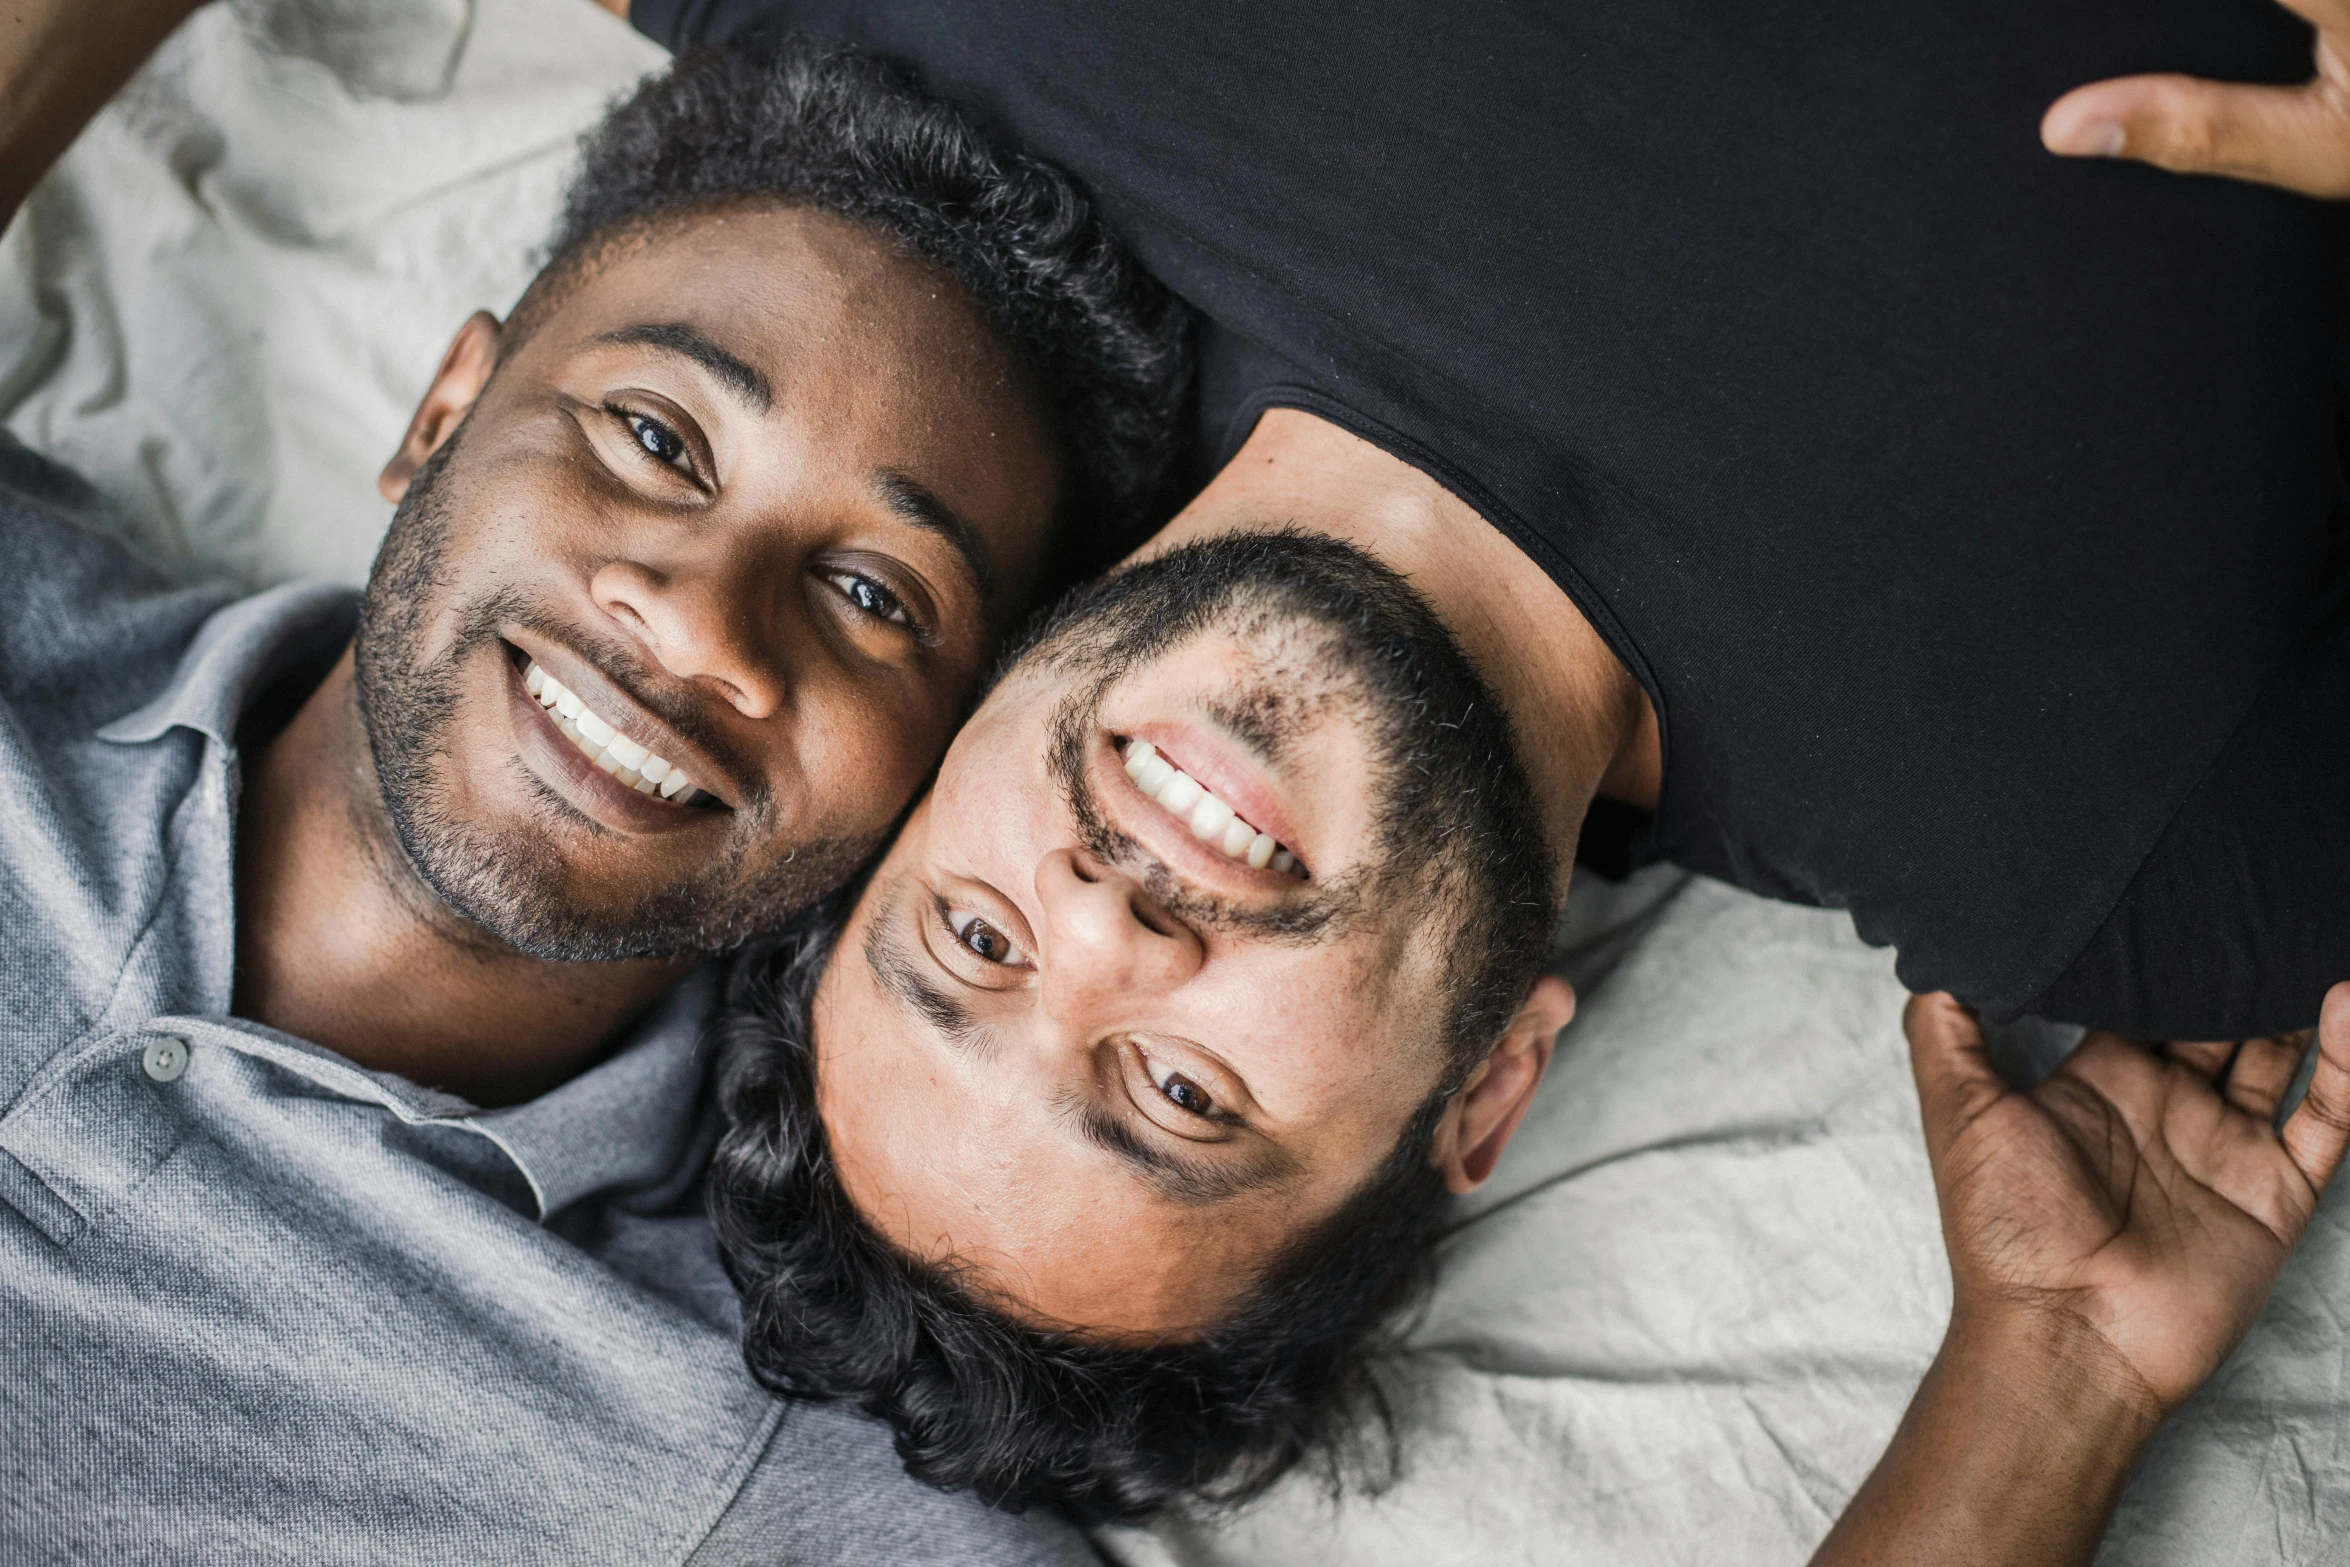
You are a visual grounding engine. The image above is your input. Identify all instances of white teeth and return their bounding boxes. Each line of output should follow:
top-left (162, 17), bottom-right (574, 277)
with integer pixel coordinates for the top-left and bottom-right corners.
top-left (1117, 737), bottom-right (1304, 879)
top-left (523, 661), bottom-right (697, 806)
top-left (1156, 771), bottom-right (1204, 815)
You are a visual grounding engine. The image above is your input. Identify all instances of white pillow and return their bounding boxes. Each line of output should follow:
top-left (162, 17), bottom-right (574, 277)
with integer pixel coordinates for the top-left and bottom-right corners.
top-left (0, 0), bottom-right (665, 587)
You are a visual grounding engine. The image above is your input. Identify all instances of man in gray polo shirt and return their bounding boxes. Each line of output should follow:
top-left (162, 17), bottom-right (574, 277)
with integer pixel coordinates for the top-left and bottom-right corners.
top-left (0, 3), bottom-right (1183, 1560)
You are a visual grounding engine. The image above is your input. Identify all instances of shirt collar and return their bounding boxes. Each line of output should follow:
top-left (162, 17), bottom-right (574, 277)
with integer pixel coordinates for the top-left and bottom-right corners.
top-left (470, 963), bottom-right (723, 1221)
top-left (96, 581), bottom-right (357, 749)
top-left (96, 577), bottom-right (722, 1220)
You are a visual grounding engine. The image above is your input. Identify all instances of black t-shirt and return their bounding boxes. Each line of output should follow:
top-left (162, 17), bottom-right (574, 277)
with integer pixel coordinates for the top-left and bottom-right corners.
top-left (638, 0), bottom-right (2349, 1036)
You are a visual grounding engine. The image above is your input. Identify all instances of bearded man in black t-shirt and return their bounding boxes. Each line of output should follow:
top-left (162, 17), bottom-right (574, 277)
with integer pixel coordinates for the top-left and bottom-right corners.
top-left (619, 0), bottom-right (2350, 1553)
top-left (639, 0), bottom-right (2350, 1041)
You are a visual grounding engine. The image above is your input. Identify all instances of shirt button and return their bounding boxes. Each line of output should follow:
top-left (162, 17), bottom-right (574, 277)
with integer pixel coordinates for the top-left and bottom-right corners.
top-left (141, 1035), bottom-right (190, 1083)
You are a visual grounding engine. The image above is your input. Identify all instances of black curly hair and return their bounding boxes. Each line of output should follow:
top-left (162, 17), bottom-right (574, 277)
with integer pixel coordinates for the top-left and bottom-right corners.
top-left (517, 35), bottom-right (1192, 567)
top-left (708, 533), bottom-right (1562, 1525)
top-left (707, 901), bottom-right (1455, 1526)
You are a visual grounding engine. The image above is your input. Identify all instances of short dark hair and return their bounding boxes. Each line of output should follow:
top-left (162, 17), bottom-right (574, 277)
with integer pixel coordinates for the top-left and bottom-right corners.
top-left (526, 37), bottom-right (1192, 566)
top-left (708, 901), bottom-right (1453, 1525)
top-left (707, 534), bottom-right (1561, 1524)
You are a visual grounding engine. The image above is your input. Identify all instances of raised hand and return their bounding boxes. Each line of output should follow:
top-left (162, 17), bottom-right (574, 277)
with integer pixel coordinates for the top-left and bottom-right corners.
top-left (2042, 0), bottom-right (2350, 198)
top-left (1907, 983), bottom-right (2350, 1419)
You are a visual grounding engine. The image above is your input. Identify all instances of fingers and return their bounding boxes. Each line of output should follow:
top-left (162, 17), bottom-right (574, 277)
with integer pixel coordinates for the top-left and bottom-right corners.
top-left (2163, 1038), bottom-right (2238, 1083)
top-left (1904, 992), bottom-right (2009, 1163)
top-left (2224, 1031), bottom-right (2313, 1123)
top-left (2041, 70), bottom-right (2350, 199)
top-left (2281, 982), bottom-right (2350, 1196)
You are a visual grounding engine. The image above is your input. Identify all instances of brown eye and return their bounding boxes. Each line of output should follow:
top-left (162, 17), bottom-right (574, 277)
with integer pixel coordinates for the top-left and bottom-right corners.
top-left (1146, 1058), bottom-right (1217, 1119)
top-left (825, 570), bottom-right (914, 628)
top-left (947, 908), bottom-right (1026, 966)
top-left (624, 411), bottom-right (687, 467)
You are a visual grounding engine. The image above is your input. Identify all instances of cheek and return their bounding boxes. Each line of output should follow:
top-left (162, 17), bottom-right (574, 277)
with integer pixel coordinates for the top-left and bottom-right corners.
top-left (795, 669), bottom-right (969, 825)
top-left (1246, 959), bottom-right (1440, 1124)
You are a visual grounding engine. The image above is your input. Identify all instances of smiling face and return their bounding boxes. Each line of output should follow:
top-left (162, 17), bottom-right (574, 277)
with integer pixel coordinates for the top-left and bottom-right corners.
top-left (354, 203), bottom-right (1060, 959)
top-left (811, 533), bottom-right (1563, 1337)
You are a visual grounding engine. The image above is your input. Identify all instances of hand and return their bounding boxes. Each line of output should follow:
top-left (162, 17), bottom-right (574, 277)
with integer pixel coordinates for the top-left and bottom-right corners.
top-left (1908, 983), bottom-right (2350, 1421)
top-left (2042, 0), bottom-right (2350, 198)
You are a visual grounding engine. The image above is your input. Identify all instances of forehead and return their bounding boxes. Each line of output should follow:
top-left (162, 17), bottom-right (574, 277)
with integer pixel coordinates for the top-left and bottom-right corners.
top-left (534, 202), bottom-right (1046, 442)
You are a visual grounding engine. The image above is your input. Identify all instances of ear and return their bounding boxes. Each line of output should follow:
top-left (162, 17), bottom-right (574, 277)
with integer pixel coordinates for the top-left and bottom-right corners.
top-left (1429, 973), bottom-right (1575, 1195)
top-left (378, 311), bottom-right (503, 503)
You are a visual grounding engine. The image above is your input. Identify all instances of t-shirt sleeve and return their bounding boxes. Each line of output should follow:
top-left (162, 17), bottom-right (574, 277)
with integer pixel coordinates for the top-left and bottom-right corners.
top-left (2029, 540), bottom-right (2350, 1038)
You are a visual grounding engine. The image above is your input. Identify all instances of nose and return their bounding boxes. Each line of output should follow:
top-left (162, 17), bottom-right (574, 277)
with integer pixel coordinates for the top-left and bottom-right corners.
top-left (589, 553), bottom-right (786, 720)
top-left (1035, 847), bottom-right (1203, 1026)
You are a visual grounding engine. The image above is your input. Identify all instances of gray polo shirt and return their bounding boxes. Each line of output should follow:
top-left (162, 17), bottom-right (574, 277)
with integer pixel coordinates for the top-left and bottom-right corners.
top-left (0, 441), bottom-right (1090, 1566)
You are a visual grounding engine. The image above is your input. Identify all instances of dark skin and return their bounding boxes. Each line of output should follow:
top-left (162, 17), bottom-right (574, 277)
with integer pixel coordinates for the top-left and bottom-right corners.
top-left (232, 207), bottom-right (1061, 1105)
top-left (2, 3), bottom-right (1060, 1110)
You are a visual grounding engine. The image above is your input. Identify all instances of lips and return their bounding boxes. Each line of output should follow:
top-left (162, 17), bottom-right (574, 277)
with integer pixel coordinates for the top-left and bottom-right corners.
top-left (1120, 738), bottom-right (1303, 878)
top-left (522, 658), bottom-right (716, 806)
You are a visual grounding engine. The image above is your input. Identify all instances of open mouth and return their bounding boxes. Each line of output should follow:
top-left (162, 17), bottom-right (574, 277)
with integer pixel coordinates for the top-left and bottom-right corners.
top-left (517, 654), bottom-right (719, 808)
top-left (1120, 738), bottom-right (1304, 878)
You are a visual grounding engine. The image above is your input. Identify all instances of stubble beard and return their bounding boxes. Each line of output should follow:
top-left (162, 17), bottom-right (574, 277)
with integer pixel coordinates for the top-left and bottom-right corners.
top-left (351, 437), bottom-right (868, 963)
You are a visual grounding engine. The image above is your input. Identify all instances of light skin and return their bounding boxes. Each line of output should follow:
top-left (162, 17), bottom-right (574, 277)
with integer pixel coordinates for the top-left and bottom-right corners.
top-left (818, 413), bottom-right (1630, 1337)
top-left (803, 14), bottom-right (2350, 1554)
top-left (2043, 0), bottom-right (2350, 198)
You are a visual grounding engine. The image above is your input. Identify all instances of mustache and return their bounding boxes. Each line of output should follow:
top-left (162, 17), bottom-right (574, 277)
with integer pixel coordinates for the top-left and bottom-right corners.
top-left (1044, 679), bottom-right (1365, 946)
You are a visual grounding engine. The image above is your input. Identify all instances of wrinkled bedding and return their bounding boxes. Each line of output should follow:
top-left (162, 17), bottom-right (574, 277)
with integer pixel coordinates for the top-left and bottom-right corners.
top-left (4, 5), bottom-right (2343, 1563)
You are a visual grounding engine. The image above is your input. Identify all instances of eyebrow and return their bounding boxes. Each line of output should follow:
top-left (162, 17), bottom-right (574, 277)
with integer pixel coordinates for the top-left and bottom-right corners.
top-left (593, 322), bottom-right (773, 413)
top-left (863, 879), bottom-right (1294, 1210)
top-left (878, 469), bottom-right (994, 600)
top-left (864, 896), bottom-right (986, 1051)
top-left (1070, 1099), bottom-right (1295, 1208)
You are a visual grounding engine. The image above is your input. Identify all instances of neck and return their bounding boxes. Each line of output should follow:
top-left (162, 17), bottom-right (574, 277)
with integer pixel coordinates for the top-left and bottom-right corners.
top-left (1144, 409), bottom-right (1659, 883)
top-left (232, 646), bottom-right (691, 1107)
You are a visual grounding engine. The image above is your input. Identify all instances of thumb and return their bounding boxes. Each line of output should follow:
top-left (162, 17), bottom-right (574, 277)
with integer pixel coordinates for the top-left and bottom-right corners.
top-left (2042, 71), bottom-right (2350, 199)
top-left (2281, 981), bottom-right (2350, 1199)
top-left (1904, 992), bottom-right (2009, 1165)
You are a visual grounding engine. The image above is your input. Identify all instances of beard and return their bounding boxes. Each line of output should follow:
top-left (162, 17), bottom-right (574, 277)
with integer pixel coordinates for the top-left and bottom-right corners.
top-left (350, 436), bottom-right (869, 963)
top-left (1009, 527), bottom-right (1558, 1076)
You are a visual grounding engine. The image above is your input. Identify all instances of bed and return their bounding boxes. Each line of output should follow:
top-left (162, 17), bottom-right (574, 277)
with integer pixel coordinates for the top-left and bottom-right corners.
top-left (6, 4), bottom-right (2343, 1561)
